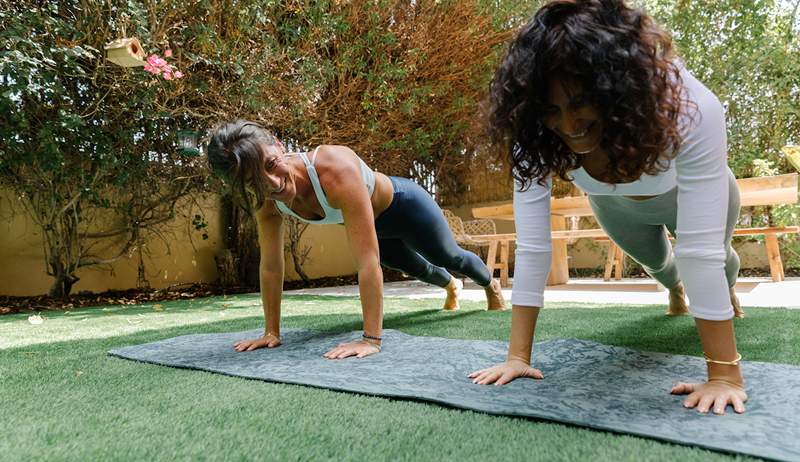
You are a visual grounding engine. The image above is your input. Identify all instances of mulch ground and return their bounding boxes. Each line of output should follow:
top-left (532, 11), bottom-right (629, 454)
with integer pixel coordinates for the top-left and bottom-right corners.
top-left (0, 271), bottom-right (414, 315)
top-left (2, 267), bottom-right (795, 315)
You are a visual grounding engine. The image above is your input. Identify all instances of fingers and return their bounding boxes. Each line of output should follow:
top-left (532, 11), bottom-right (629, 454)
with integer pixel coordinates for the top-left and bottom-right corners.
top-left (671, 382), bottom-right (695, 395)
top-left (473, 370), bottom-right (502, 385)
top-left (468, 368), bottom-right (488, 379)
top-left (682, 389), bottom-right (702, 409)
top-left (470, 363), bottom-right (544, 385)
top-left (676, 382), bottom-right (749, 415)
top-left (696, 394), bottom-right (716, 414)
top-left (712, 395), bottom-right (728, 415)
top-left (233, 335), bottom-right (282, 352)
top-left (322, 345), bottom-right (360, 359)
top-left (731, 394), bottom-right (746, 414)
top-left (524, 367), bottom-right (544, 380)
top-left (494, 371), bottom-right (516, 386)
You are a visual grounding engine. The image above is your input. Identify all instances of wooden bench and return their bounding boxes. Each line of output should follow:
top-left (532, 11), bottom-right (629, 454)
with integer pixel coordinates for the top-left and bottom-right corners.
top-left (442, 210), bottom-right (516, 287)
top-left (472, 173), bottom-right (799, 284)
top-left (468, 233), bottom-right (516, 287)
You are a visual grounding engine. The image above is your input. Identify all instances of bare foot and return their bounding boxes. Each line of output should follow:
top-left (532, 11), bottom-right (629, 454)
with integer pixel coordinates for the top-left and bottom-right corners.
top-left (666, 282), bottom-right (689, 316)
top-left (731, 286), bottom-right (745, 318)
top-left (443, 277), bottom-right (463, 311)
top-left (485, 279), bottom-right (506, 311)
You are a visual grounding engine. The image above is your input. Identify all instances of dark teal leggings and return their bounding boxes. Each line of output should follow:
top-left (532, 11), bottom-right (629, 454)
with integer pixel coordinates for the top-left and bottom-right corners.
top-left (588, 168), bottom-right (741, 289)
top-left (374, 177), bottom-right (492, 288)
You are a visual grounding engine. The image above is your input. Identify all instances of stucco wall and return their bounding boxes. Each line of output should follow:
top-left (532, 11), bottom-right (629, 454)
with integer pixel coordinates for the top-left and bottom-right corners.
top-left (0, 189), bottom-right (358, 296)
top-left (0, 190), bottom-right (778, 297)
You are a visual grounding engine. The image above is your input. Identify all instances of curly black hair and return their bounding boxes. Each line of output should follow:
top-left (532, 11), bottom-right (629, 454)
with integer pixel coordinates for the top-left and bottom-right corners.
top-left (486, 0), bottom-right (690, 190)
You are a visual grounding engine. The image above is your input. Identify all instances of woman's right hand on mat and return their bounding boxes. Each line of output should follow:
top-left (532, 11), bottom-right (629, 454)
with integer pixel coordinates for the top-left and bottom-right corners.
top-left (233, 333), bottom-right (281, 352)
top-left (468, 359), bottom-right (544, 386)
top-left (671, 380), bottom-right (747, 414)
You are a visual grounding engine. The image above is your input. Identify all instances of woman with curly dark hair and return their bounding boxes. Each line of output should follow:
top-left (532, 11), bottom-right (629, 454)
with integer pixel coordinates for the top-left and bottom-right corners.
top-left (469, 0), bottom-right (748, 415)
top-left (207, 121), bottom-right (505, 360)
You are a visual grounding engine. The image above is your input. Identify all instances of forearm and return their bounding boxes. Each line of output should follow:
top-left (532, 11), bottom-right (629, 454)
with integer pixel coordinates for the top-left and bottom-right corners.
top-left (357, 260), bottom-right (384, 338)
top-left (259, 265), bottom-right (284, 336)
top-left (694, 318), bottom-right (744, 386)
top-left (506, 305), bottom-right (541, 364)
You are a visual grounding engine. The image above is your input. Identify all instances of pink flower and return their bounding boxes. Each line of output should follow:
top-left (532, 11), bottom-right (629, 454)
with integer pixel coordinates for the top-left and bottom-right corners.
top-left (142, 50), bottom-right (185, 81)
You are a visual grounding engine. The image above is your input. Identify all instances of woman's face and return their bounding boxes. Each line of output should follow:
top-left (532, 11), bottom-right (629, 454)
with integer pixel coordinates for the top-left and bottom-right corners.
top-left (245, 143), bottom-right (296, 202)
top-left (541, 79), bottom-right (604, 155)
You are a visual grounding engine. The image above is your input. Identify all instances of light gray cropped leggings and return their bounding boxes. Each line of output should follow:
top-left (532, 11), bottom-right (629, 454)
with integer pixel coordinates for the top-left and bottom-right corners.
top-left (588, 169), bottom-right (741, 290)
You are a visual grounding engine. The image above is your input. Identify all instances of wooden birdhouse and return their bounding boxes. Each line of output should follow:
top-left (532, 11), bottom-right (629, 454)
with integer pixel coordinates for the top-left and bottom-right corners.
top-left (105, 37), bottom-right (146, 67)
top-left (782, 145), bottom-right (800, 173)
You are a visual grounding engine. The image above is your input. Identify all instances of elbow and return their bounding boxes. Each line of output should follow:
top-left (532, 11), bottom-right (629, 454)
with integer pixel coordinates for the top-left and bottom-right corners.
top-left (515, 241), bottom-right (552, 256)
top-left (674, 245), bottom-right (726, 263)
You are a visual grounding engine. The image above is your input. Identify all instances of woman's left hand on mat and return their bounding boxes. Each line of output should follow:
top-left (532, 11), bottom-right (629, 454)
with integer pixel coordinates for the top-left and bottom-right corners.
top-left (671, 380), bottom-right (747, 414)
top-left (468, 359), bottom-right (544, 386)
top-left (323, 340), bottom-right (380, 359)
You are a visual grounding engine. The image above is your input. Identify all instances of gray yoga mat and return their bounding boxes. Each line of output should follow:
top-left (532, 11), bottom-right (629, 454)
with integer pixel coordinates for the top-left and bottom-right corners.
top-left (109, 329), bottom-right (800, 461)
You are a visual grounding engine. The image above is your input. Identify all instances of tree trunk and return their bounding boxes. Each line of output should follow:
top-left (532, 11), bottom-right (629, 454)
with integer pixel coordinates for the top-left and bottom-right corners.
top-left (47, 259), bottom-right (79, 298)
top-left (290, 239), bottom-right (311, 284)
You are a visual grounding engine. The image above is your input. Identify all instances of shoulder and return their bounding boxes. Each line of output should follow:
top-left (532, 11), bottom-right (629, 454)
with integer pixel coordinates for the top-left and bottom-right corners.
top-left (679, 66), bottom-right (726, 135)
top-left (315, 144), bottom-right (363, 184)
top-left (254, 200), bottom-right (281, 223)
top-left (674, 67), bottom-right (727, 164)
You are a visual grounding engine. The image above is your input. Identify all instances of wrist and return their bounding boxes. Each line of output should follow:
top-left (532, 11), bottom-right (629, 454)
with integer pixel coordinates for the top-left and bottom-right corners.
top-left (506, 353), bottom-right (531, 365)
top-left (359, 338), bottom-right (381, 352)
top-left (362, 333), bottom-right (382, 344)
top-left (706, 363), bottom-right (744, 387)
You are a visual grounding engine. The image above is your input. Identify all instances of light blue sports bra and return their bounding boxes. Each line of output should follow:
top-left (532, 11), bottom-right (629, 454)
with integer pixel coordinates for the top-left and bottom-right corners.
top-left (275, 147), bottom-right (376, 225)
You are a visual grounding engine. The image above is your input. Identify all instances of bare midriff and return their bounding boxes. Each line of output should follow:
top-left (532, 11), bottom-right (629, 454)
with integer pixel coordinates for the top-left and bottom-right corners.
top-left (625, 195), bottom-right (658, 201)
top-left (371, 172), bottom-right (395, 217)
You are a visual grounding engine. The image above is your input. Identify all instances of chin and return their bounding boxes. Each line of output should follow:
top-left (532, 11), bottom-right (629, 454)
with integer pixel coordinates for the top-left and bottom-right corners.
top-left (566, 138), bottom-right (601, 155)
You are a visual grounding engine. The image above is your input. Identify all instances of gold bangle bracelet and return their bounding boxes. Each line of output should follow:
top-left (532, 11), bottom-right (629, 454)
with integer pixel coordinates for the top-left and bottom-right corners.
top-left (703, 352), bottom-right (742, 366)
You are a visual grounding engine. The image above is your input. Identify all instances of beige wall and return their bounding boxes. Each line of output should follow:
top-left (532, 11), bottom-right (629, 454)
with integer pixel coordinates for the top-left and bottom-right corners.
top-left (284, 224), bottom-right (358, 280)
top-left (0, 191), bottom-right (226, 296)
top-left (0, 189), bottom-right (358, 296)
top-left (0, 189), bottom-right (778, 297)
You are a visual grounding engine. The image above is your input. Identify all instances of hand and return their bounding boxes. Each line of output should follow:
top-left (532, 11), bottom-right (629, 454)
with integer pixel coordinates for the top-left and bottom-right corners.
top-left (323, 340), bottom-right (380, 359)
top-left (468, 359), bottom-right (544, 386)
top-left (233, 333), bottom-right (281, 352)
top-left (671, 379), bottom-right (747, 414)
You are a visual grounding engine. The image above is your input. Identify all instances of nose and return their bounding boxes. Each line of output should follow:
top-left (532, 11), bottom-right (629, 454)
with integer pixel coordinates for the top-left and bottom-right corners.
top-left (557, 110), bottom-right (585, 136)
top-left (265, 172), bottom-right (281, 190)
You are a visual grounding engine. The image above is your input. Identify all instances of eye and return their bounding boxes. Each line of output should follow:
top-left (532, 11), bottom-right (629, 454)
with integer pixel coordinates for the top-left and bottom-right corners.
top-left (541, 105), bottom-right (560, 116)
top-left (265, 158), bottom-right (277, 171)
top-left (569, 95), bottom-right (590, 108)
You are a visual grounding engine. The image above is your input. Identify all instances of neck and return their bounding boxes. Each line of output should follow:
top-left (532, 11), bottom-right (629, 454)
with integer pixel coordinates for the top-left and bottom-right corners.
top-left (285, 154), bottom-right (310, 207)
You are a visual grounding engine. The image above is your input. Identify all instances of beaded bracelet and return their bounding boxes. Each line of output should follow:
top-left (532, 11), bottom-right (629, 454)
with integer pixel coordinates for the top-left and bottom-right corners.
top-left (362, 333), bottom-right (383, 342)
top-left (704, 352), bottom-right (742, 366)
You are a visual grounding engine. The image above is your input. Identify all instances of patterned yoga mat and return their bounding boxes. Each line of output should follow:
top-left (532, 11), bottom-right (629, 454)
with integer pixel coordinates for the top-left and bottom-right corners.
top-left (110, 329), bottom-right (800, 461)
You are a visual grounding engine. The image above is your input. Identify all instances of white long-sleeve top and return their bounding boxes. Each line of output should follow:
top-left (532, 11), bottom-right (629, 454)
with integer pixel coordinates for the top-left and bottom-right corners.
top-left (511, 65), bottom-right (735, 320)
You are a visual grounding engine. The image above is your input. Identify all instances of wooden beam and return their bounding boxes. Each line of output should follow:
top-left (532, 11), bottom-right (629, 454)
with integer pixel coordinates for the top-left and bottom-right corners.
top-left (470, 173), bottom-right (799, 220)
top-left (547, 216), bottom-right (569, 285)
top-left (472, 203), bottom-right (514, 218)
top-left (765, 233), bottom-right (785, 282)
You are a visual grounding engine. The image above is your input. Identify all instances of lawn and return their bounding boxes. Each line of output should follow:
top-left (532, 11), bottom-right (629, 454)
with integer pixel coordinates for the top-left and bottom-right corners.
top-left (1, 295), bottom-right (797, 461)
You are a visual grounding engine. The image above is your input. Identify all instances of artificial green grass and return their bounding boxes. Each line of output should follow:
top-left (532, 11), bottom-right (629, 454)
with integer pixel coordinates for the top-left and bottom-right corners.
top-left (1, 295), bottom-right (796, 461)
